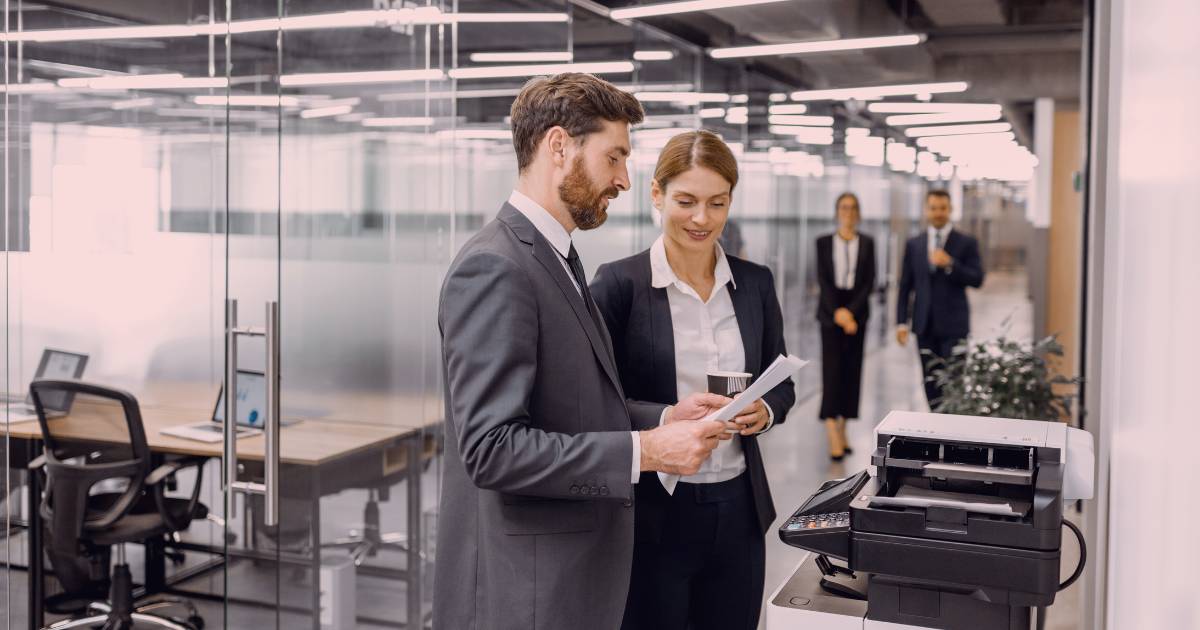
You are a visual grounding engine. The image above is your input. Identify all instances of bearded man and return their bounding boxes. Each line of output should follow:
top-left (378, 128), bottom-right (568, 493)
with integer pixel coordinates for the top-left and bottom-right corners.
top-left (434, 73), bottom-right (732, 630)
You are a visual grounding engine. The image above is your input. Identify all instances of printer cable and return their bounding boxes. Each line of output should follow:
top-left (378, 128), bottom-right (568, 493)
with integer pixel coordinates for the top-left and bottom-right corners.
top-left (1036, 518), bottom-right (1088, 630)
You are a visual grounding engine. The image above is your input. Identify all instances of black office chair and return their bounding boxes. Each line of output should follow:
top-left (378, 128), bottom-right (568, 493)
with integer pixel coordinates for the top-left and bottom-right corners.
top-left (29, 379), bottom-right (207, 630)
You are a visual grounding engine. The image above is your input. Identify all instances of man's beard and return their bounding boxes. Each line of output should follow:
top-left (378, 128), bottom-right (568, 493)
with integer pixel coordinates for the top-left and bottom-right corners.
top-left (558, 156), bottom-right (618, 231)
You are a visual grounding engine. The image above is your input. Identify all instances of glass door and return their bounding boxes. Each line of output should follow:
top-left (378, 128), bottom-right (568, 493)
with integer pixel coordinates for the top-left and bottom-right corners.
top-left (273, 2), bottom-right (452, 627)
top-left (221, 1), bottom-right (285, 628)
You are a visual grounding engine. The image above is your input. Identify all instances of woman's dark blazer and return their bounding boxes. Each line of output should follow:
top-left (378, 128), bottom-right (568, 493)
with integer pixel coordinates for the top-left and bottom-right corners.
top-left (591, 249), bottom-right (796, 542)
top-left (815, 233), bottom-right (877, 326)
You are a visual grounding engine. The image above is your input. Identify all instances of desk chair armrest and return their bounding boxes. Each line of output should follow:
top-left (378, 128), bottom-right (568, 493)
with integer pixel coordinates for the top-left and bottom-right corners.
top-left (149, 456), bottom-right (208, 532)
top-left (146, 456), bottom-right (207, 487)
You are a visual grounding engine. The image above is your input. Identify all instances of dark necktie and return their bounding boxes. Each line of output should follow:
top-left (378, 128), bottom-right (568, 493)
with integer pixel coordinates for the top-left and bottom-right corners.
top-left (565, 243), bottom-right (607, 337)
top-left (930, 230), bottom-right (943, 273)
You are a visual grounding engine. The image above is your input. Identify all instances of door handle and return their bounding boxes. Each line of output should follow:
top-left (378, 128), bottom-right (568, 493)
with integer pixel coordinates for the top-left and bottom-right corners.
top-left (223, 299), bottom-right (280, 526)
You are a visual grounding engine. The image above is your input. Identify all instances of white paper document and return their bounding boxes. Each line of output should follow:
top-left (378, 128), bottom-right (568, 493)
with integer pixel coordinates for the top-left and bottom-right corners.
top-left (659, 354), bottom-right (809, 495)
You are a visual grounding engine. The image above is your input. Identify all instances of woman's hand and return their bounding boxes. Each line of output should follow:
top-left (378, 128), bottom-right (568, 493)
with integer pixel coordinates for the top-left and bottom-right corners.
top-left (732, 399), bottom-right (770, 436)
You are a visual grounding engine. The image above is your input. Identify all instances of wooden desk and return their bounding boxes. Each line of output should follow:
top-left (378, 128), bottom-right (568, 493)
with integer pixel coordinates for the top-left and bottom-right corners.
top-left (4, 382), bottom-right (443, 630)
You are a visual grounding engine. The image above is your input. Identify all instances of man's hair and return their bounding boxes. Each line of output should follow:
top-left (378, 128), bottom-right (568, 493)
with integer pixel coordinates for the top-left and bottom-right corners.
top-left (510, 73), bottom-right (644, 172)
top-left (926, 189), bottom-right (952, 203)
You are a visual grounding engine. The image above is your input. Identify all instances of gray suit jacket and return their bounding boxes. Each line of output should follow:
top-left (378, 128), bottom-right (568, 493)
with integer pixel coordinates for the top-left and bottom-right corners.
top-left (434, 203), bottom-right (667, 630)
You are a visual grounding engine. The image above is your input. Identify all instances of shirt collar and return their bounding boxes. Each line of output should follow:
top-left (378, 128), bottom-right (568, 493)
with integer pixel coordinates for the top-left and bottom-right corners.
top-left (649, 235), bottom-right (736, 291)
top-left (508, 189), bottom-right (573, 259)
top-left (928, 223), bottom-right (953, 241)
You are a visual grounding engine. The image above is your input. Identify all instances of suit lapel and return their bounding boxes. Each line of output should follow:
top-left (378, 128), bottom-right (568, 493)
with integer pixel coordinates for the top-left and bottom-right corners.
top-left (728, 269), bottom-right (761, 376)
top-left (943, 229), bottom-right (961, 258)
top-left (853, 233), bottom-right (868, 287)
top-left (648, 282), bottom-right (677, 403)
top-left (498, 204), bottom-right (624, 395)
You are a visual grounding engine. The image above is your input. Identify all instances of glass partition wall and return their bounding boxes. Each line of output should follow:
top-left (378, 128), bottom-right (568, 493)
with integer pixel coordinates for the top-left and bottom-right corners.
top-left (0, 3), bottom-right (943, 629)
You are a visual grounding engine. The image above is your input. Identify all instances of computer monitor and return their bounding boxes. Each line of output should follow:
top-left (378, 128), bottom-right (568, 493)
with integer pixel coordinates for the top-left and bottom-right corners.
top-left (212, 370), bottom-right (267, 428)
top-left (29, 349), bottom-right (89, 412)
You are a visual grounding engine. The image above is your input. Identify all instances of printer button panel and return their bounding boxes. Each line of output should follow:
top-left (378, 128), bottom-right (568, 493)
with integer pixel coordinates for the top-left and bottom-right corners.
top-left (785, 511), bottom-right (850, 531)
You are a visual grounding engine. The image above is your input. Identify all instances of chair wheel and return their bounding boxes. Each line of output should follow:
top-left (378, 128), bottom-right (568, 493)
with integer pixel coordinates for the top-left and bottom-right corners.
top-left (188, 615), bottom-right (205, 630)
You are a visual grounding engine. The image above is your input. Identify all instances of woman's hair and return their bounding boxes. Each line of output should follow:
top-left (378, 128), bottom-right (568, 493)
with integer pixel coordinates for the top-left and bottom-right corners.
top-left (834, 192), bottom-right (861, 219)
top-left (653, 130), bottom-right (739, 192)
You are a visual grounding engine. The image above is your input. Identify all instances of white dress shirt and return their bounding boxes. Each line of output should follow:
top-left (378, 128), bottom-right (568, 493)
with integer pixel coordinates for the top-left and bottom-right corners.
top-left (832, 234), bottom-right (859, 290)
top-left (507, 190), bottom-right (643, 485)
top-left (650, 236), bottom-right (773, 486)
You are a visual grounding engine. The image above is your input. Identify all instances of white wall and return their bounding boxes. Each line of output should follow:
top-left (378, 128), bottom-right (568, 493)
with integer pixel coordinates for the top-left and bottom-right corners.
top-left (1097, 0), bottom-right (1200, 627)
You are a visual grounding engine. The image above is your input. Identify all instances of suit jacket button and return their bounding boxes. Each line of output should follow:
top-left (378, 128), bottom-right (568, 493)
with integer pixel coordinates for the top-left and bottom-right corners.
top-left (589, 486), bottom-right (598, 495)
top-left (569, 485), bottom-right (580, 495)
top-left (600, 486), bottom-right (610, 496)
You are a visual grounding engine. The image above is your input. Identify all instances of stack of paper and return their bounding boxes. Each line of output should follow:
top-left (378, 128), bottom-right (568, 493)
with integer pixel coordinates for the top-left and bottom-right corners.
top-left (659, 354), bottom-right (809, 495)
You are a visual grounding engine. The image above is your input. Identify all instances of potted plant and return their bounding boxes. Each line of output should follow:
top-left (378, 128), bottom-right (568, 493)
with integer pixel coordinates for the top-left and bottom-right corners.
top-left (927, 333), bottom-right (1079, 420)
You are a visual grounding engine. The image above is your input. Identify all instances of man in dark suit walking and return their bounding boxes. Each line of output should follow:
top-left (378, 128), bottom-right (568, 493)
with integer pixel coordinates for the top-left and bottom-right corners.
top-left (896, 189), bottom-right (986, 408)
top-left (435, 73), bottom-right (732, 630)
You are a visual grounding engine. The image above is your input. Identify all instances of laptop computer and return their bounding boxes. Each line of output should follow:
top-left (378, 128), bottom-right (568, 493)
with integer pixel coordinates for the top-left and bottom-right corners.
top-left (161, 370), bottom-right (287, 443)
top-left (7, 349), bottom-right (89, 423)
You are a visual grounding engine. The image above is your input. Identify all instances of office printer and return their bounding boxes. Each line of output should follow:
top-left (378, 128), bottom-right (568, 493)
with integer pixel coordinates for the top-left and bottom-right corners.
top-left (768, 411), bottom-right (1094, 630)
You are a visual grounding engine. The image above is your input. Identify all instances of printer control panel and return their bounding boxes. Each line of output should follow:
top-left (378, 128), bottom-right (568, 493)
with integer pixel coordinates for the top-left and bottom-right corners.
top-left (785, 511), bottom-right (850, 532)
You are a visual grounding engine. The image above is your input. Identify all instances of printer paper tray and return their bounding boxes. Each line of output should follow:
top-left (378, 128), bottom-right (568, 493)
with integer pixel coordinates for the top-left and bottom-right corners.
top-left (869, 485), bottom-right (1031, 518)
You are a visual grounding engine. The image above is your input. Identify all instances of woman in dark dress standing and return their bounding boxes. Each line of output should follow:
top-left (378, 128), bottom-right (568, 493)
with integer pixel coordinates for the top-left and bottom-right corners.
top-left (815, 192), bottom-right (876, 460)
top-left (591, 130), bottom-right (795, 630)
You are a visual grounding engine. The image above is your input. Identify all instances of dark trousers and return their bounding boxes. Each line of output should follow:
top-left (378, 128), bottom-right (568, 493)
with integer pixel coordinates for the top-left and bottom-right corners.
top-left (917, 333), bottom-right (961, 408)
top-left (819, 322), bottom-right (866, 419)
top-left (621, 473), bottom-right (764, 630)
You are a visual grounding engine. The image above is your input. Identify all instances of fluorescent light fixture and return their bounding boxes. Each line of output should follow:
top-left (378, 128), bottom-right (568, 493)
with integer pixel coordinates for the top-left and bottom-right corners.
top-left (611, 0), bottom-right (793, 20)
top-left (768, 104), bottom-right (807, 114)
top-left (449, 61), bottom-right (634, 80)
top-left (111, 97), bottom-right (156, 110)
top-left (866, 102), bottom-right (1001, 114)
top-left (917, 133), bottom-right (1017, 155)
top-left (229, 7), bottom-right (443, 34)
top-left (469, 51), bottom-right (573, 63)
top-left (731, 94), bottom-right (749, 104)
top-left (904, 122), bottom-right (1012, 138)
top-left (846, 127), bottom-right (871, 137)
top-left (634, 50), bottom-right (675, 61)
top-left (769, 92), bottom-right (788, 102)
top-left (790, 81), bottom-right (968, 102)
top-left (155, 107), bottom-right (272, 121)
top-left (634, 91), bottom-right (730, 104)
top-left (362, 116), bottom-right (435, 127)
top-left (711, 34), bottom-right (924, 59)
top-left (768, 114), bottom-right (833, 126)
top-left (59, 74), bottom-right (228, 90)
top-left (3, 82), bottom-right (59, 94)
top-left (6, 9), bottom-right (567, 43)
top-left (451, 13), bottom-right (568, 23)
top-left (436, 129), bottom-right (512, 140)
top-left (280, 69), bottom-right (444, 87)
top-left (193, 95), bottom-right (300, 107)
top-left (886, 111), bottom-right (1003, 126)
top-left (724, 106), bottom-right (748, 124)
top-left (768, 125), bottom-right (835, 144)
top-left (336, 112), bottom-right (371, 123)
top-left (699, 108), bottom-right (726, 118)
top-left (300, 104), bottom-right (354, 119)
